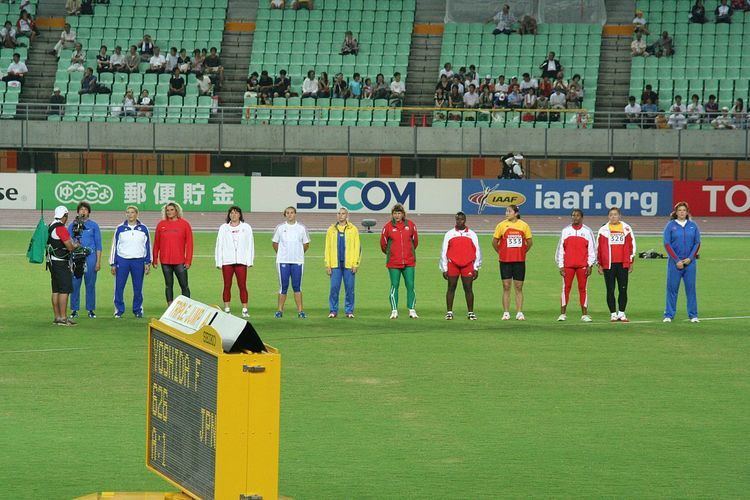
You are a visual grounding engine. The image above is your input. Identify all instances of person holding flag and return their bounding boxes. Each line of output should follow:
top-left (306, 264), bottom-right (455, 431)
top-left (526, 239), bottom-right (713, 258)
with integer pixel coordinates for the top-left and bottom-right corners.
top-left (491, 204), bottom-right (533, 320)
top-left (68, 201), bottom-right (102, 319)
top-left (555, 209), bottom-right (596, 322)
top-left (324, 208), bottom-right (361, 319)
top-left (596, 207), bottom-right (636, 322)
top-left (440, 212), bottom-right (482, 320)
top-left (663, 202), bottom-right (701, 323)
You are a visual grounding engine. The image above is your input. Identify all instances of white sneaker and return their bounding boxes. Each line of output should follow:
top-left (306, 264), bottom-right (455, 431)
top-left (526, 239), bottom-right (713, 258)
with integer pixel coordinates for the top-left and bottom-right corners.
top-left (389, 310), bottom-right (398, 319)
top-left (557, 314), bottom-right (567, 321)
top-left (501, 312), bottom-right (511, 321)
top-left (516, 312), bottom-right (525, 321)
top-left (690, 317), bottom-right (700, 323)
top-left (581, 315), bottom-right (592, 322)
top-left (617, 311), bottom-right (629, 322)
top-left (224, 307), bottom-right (230, 313)
top-left (409, 309), bottom-right (419, 319)
top-left (663, 317), bottom-right (672, 323)
top-left (610, 312), bottom-right (618, 322)
top-left (241, 308), bottom-right (249, 318)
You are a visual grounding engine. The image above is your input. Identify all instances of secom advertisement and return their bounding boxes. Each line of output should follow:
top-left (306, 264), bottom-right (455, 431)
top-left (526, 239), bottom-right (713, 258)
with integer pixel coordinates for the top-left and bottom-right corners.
top-left (0, 173), bottom-right (37, 210)
top-left (251, 177), bottom-right (463, 214)
top-left (36, 174), bottom-right (251, 212)
top-left (462, 180), bottom-right (673, 216)
top-left (672, 181), bottom-right (750, 216)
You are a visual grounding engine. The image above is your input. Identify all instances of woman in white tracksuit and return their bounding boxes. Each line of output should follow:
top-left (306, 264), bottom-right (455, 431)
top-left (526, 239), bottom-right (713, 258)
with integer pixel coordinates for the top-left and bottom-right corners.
top-left (215, 206), bottom-right (255, 317)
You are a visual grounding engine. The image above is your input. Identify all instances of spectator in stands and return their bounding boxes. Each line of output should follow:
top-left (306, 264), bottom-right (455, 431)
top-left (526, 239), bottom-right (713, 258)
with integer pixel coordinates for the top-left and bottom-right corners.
top-left (522, 87), bottom-right (536, 109)
top-left (642, 96), bottom-right (658, 127)
top-left (17, 11), bottom-right (38, 43)
top-left (440, 62), bottom-right (454, 79)
top-left (165, 47), bottom-right (179, 73)
top-left (690, 0), bottom-right (707, 23)
top-left (456, 66), bottom-right (466, 82)
top-left (448, 85), bottom-right (462, 120)
top-left (553, 73), bottom-right (568, 93)
top-left (96, 45), bottom-right (110, 73)
top-left (147, 46), bottom-right (166, 73)
top-left (436, 74), bottom-right (451, 94)
top-left (538, 75), bottom-right (552, 97)
top-left (668, 95), bottom-right (688, 129)
top-left (519, 15), bottom-right (537, 35)
top-left (362, 78), bottom-right (372, 99)
top-left (66, 0), bottom-right (81, 16)
top-left (137, 89), bottom-right (153, 117)
top-left (340, 31), bottom-right (359, 56)
top-left (110, 46), bottom-right (125, 72)
top-left (539, 51), bottom-right (563, 79)
top-left (121, 89), bottom-right (136, 117)
top-left (78, 67), bottom-right (97, 94)
top-left (258, 69), bottom-right (274, 98)
top-left (508, 76), bottom-right (520, 93)
top-left (350, 73), bottom-right (363, 99)
top-left (632, 9), bottom-right (650, 35)
top-left (390, 72), bottom-right (405, 105)
top-left (488, 4), bottom-right (516, 35)
top-left (433, 87), bottom-right (447, 120)
top-left (245, 71), bottom-right (259, 98)
top-left (625, 96), bottom-right (642, 125)
top-left (715, 0), bottom-right (733, 22)
top-left (1, 21), bottom-right (19, 48)
top-left (711, 106), bottom-right (734, 128)
top-left (196, 71), bottom-right (213, 96)
top-left (168, 68), bottom-right (185, 97)
top-left (479, 75), bottom-right (493, 93)
top-left (2, 52), bottom-right (26, 83)
top-left (372, 73), bottom-right (388, 99)
top-left (549, 87), bottom-right (566, 111)
top-left (191, 49), bottom-right (204, 74)
top-left (464, 72), bottom-right (479, 90)
top-left (139, 35), bottom-right (154, 61)
top-left (687, 94), bottom-right (704, 122)
top-left (567, 81), bottom-right (582, 108)
top-left (730, 98), bottom-right (746, 128)
top-left (292, 0), bottom-right (313, 10)
top-left (451, 75), bottom-right (464, 94)
top-left (655, 112), bottom-right (669, 129)
top-left (67, 43), bottom-right (86, 72)
top-left (124, 45), bottom-right (139, 73)
top-left (466, 65), bottom-right (478, 83)
top-left (204, 47), bottom-right (224, 88)
top-left (463, 84), bottom-right (480, 109)
top-left (479, 85), bottom-right (494, 109)
top-left (50, 23), bottom-right (76, 58)
top-left (274, 69), bottom-right (293, 98)
top-left (302, 70), bottom-right (318, 98)
top-left (732, 0), bottom-right (750, 11)
top-left (493, 90), bottom-right (508, 108)
top-left (80, 0), bottom-right (94, 16)
top-left (332, 73), bottom-right (349, 98)
top-left (49, 87), bottom-right (65, 116)
top-left (519, 72), bottom-right (538, 93)
top-left (650, 31), bottom-right (675, 57)
top-left (631, 32), bottom-right (647, 56)
top-left (318, 71), bottom-right (331, 97)
top-left (641, 84), bottom-right (658, 105)
top-left (270, 0), bottom-right (285, 9)
top-left (177, 49), bottom-right (191, 73)
top-left (495, 75), bottom-right (508, 94)
top-left (506, 87), bottom-right (522, 108)
top-left (704, 94), bottom-right (719, 119)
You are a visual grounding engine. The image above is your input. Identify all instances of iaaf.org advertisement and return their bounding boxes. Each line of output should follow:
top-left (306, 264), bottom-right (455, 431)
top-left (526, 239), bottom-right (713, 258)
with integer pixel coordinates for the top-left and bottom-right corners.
top-left (251, 177), bottom-right (462, 214)
top-left (0, 173), bottom-right (36, 210)
top-left (673, 181), bottom-right (750, 216)
top-left (462, 180), bottom-right (673, 216)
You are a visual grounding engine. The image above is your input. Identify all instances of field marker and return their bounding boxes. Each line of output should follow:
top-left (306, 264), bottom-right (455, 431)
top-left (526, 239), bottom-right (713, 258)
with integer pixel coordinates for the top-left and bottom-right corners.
top-left (0, 347), bottom-right (91, 354)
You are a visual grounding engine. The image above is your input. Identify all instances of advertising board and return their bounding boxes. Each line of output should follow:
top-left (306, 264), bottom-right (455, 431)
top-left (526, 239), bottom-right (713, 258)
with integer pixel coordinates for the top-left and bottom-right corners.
top-left (672, 181), bottom-right (750, 216)
top-left (0, 173), bottom-right (36, 210)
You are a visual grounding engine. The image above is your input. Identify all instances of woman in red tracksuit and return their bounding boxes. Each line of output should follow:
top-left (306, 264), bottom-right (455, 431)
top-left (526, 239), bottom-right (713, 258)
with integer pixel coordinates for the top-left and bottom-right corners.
top-left (152, 202), bottom-right (194, 305)
top-left (380, 203), bottom-right (419, 319)
top-left (439, 211), bottom-right (482, 320)
top-left (596, 207), bottom-right (636, 322)
top-left (555, 209), bottom-right (596, 322)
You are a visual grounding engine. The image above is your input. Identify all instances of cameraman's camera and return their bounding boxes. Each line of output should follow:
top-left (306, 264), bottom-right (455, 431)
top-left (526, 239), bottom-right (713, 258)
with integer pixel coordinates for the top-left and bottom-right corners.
top-left (71, 215), bottom-right (86, 239)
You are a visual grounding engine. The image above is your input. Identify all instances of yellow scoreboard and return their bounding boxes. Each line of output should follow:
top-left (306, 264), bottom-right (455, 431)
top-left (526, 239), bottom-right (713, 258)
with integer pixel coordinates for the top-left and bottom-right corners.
top-left (146, 297), bottom-right (280, 500)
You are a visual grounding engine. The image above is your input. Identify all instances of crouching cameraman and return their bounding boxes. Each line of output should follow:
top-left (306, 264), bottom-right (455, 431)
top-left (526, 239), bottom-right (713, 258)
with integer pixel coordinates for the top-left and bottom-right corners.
top-left (68, 201), bottom-right (102, 319)
top-left (48, 206), bottom-right (80, 326)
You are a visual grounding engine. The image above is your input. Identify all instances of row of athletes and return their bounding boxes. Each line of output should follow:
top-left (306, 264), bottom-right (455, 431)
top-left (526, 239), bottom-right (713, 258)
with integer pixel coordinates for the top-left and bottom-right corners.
top-left (45, 200), bottom-right (700, 325)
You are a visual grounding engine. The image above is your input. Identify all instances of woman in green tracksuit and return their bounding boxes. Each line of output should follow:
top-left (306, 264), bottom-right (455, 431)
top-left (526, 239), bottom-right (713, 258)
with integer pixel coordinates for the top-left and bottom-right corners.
top-left (379, 204), bottom-right (419, 319)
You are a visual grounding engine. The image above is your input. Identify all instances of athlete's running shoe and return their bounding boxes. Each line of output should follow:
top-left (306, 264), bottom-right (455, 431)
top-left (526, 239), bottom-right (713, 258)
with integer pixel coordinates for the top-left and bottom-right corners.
top-left (389, 310), bottom-right (398, 319)
top-left (581, 315), bottom-right (592, 322)
top-left (88, 310), bottom-right (96, 319)
top-left (70, 310), bottom-right (79, 319)
top-left (328, 312), bottom-right (337, 318)
top-left (501, 312), bottom-right (511, 321)
top-left (408, 309), bottom-right (419, 319)
top-left (690, 317), bottom-right (700, 323)
top-left (346, 313), bottom-right (355, 319)
top-left (663, 317), bottom-right (672, 323)
top-left (557, 314), bottom-right (567, 321)
top-left (516, 312), bottom-right (526, 321)
top-left (445, 311), bottom-right (454, 320)
top-left (298, 311), bottom-right (307, 319)
top-left (610, 312), bottom-right (618, 322)
top-left (467, 312), bottom-right (477, 321)
top-left (617, 311), bottom-right (629, 322)
top-left (241, 308), bottom-right (250, 318)
top-left (114, 313), bottom-right (123, 319)
top-left (274, 311), bottom-right (283, 319)
top-left (224, 307), bottom-right (231, 313)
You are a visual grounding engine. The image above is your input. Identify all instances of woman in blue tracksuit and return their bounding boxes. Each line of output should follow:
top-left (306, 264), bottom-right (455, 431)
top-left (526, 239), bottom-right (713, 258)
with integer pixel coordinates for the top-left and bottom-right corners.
top-left (663, 201), bottom-right (701, 323)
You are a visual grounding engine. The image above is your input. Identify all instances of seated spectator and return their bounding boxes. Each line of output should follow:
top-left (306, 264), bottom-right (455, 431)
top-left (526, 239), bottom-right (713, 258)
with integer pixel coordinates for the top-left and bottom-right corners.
top-left (434, 87), bottom-right (447, 107)
top-left (632, 9), bottom-right (649, 35)
top-left (389, 72), bottom-right (405, 105)
top-left (466, 65), bottom-right (478, 84)
top-left (80, 0), bottom-right (94, 15)
top-left (340, 31), bottom-right (359, 56)
top-left (687, 94), bottom-right (705, 122)
top-left (274, 69), bottom-right (293, 98)
top-left (318, 71), bottom-right (331, 97)
top-left (168, 68), bottom-right (185, 97)
top-left (456, 66), bottom-right (466, 82)
top-left (668, 96), bottom-right (687, 129)
top-left (655, 113), bottom-right (669, 129)
top-left (493, 91), bottom-right (508, 108)
top-left (302, 70), bottom-right (318, 98)
top-left (66, 0), bottom-right (81, 16)
top-left (137, 89), bottom-right (153, 117)
top-left (245, 71), bottom-right (259, 98)
top-left (641, 84), bottom-right (659, 105)
top-left (121, 89), bottom-right (137, 117)
top-left (165, 47), bottom-right (179, 73)
top-left (549, 87), bottom-right (566, 110)
top-left (17, 11), bottom-right (39, 43)
top-left (522, 87), bottom-right (536, 109)
top-left (495, 75), bottom-right (508, 94)
top-left (567, 82), bottom-right (582, 108)
top-left (204, 47), bottom-right (224, 87)
top-left (539, 52), bottom-right (563, 79)
top-left (372, 73), bottom-right (388, 99)
top-left (463, 84), bottom-right (480, 109)
top-left (488, 4), bottom-right (516, 35)
top-left (49, 87), bottom-right (65, 116)
top-left (139, 35), bottom-right (154, 61)
top-left (479, 75), bottom-right (494, 93)
top-left (506, 88), bottom-right (522, 108)
top-left (332, 72), bottom-right (349, 98)
top-left (704, 94), bottom-right (719, 119)
top-left (1, 21), bottom-right (20, 49)
top-left (362, 78), bottom-right (373, 99)
top-left (177, 49), bottom-right (191, 73)
top-left (350, 72), bottom-right (363, 99)
top-left (436, 74), bottom-right (451, 94)
top-left (146, 46), bottom-right (166, 73)
top-left (124, 45), bottom-right (139, 73)
top-left (711, 106), bottom-right (734, 128)
top-left (78, 67), bottom-right (97, 94)
top-left (519, 73), bottom-right (538, 93)
top-left (49, 23), bottom-right (76, 58)
top-left (715, 0), bottom-right (733, 22)
top-left (448, 85), bottom-right (462, 120)
top-left (2, 52), bottom-right (27, 83)
top-left (553, 73), bottom-right (568, 93)
top-left (690, 0), bottom-right (707, 23)
top-left (270, 0), bottom-right (285, 8)
top-left (631, 32), bottom-right (647, 56)
top-left (535, 94), bottom-right (550, 119)
top-left (731, 0), bottom-right (750, 11)
top-left (96, 45), bottom-right (111, 73)
top-left (642, 96), bottom-right (658, 127)
top-left (196, 71), bottom-right (213, 96)
top-left (730, 98), bottom-right (746, 128)
top-left (110, 46), bottom-right (125, 72)
top-left (479, 85), bottom-right (494, 109)
top-left (451, 75), bottom-right (464, 94)
top-left (257, 70), bottom-right (274, 98)
top-left (67, 43), bottom-right (86, 72)
top-left (646, 31), bottom-right (674, 57)
top-left (519, 15), bottom-right (537, 35)
top-left (439, 63), bottom-right (454, 79)
top-left (191, 49), bottom-right (204, 75)
top-left (538, 75), bottom-right (552, 98)
top-left (292, 0), bottom-right (313, 10)
top-left (624, 95), bottom-right (642, 124)
top-left (508, 76), bottom-right (520, 93)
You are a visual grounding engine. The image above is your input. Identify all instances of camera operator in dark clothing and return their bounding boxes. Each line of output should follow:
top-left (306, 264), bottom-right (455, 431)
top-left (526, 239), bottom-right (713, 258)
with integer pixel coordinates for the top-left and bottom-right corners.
top-left (48, 206), bottom-right (80, 326)
top-left (499, 153), bottom-right (525, 179)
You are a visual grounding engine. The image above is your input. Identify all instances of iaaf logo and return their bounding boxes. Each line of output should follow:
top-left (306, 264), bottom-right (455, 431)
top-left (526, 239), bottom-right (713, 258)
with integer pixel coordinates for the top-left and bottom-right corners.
top-left (55, 181), bottom-right (114, 204)
top-left (468, 181), bottom-right (526, 214)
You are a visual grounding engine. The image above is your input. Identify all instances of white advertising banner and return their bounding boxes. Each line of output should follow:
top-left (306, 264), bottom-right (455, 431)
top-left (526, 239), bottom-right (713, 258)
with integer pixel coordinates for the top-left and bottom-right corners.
top-left (251, 177), bottom-right (462, 214)
top-left (0, 173), bottom-right (36, 210)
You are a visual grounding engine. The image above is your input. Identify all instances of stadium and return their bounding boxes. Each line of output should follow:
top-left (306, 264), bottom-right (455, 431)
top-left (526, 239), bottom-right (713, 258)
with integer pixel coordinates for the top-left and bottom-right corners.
top-left (1, 0), bottom-right (749, 498)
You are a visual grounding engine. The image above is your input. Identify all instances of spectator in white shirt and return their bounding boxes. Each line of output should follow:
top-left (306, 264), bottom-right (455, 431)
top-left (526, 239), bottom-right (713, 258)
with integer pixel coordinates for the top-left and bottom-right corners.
top-left (196, 71), bottom-right (213, 96)
top-left (539, 52), bottom-right (563, 79)
top-left (16, 11), bottom-right (38, 42)
top-left (389, 72), bottom-right (405, 104)
top-left (110, 46), bottom-right (126, 72)
top-left (50, 23), bottom-right (76, 58)
top-left (519, 72), bottom-right (538, 92)
top-left (522, 87), bottom-right (537, 108)
top-left (715, 0), bottom-right (733, 23)
top-left (450, 75), bottom-right (464, 94)
top-left (494, 75), bottom-right (508, 94)
top-left (439, 62), bottom-right (454, 80)
top-left (1, 21), bottom-right (19, 49)
top-left (165, 47), bottom-right (179, 73)
top-left (3, 52), bottom-right (28, 83)
top-left (301, 70), bottom-right (318, 98)
top-left (121, 89), bottom-right (137, 117)
top-left (67, 43), bottom-right (86, 73)
top-left (146, 46), bottom-right (166, 73)
top-left (624, 96), bottom-right (642, 124)
top-left (686, 94), bottom-right (705, 123)
top-left (631, 32), bottom-right (647, 56)
top-left (463, 84), bottom-right (480, 108)
top-left (488, 4), bottom-right (516, 35)
top-left (549, 88), bottom-right (566, 108)
top-left (711, 107), bottom-right (735, 128)
top-left (270, 0), bottom-right (286, 8)
top-left (669, 95), bottom-right (688, 129)
top-left (632, 9), bottom-right (649, 35)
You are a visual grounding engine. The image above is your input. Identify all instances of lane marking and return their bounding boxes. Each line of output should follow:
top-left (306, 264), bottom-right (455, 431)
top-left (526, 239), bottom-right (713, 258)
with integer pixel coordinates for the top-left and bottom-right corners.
top-left (0, 347), bottom-right (92, 354)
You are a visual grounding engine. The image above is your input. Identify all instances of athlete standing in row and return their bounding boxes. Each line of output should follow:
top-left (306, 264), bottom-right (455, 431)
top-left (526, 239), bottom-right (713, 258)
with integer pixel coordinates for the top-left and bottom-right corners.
top-left (663, 201), bottom-right (701, 323)
top-left (272, 206), bottom-right (310, 319)
top-left (597, 207), bottom-right (636, 322)
top-left (492, 204), bottom-right (533, 320)
top-left (440, 212), bottom-right (482, 320)
top-left (381, 203), bottom-right (419, 319)
top-left (555, 209), bottom-right (596, 322)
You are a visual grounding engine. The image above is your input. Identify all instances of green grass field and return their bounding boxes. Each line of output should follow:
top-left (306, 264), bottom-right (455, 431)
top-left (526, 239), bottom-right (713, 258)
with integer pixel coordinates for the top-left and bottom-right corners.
top-left (1, 229), bottom-right (749, 499)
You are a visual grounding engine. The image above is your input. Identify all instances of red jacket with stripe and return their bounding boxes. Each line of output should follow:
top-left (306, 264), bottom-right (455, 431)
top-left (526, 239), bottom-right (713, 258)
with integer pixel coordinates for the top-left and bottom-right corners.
top-left (380, 218), bottom-right (418, 268)
top-left (555, 223), bottom-right (596, 269)
top-left (596, 222), bottom-right (636, 269)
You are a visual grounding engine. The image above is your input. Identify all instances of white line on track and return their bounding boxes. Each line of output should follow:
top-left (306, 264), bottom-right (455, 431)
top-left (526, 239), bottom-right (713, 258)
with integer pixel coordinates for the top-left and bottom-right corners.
top-left (560, 315), bottom-right (750, 325)
top-left (0, 347), bottom-right (92, 354)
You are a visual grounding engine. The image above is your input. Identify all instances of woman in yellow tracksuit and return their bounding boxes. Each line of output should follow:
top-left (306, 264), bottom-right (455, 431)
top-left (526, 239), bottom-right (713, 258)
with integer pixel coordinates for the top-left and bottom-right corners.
top-left (324, 208), bottom-right (361, 318)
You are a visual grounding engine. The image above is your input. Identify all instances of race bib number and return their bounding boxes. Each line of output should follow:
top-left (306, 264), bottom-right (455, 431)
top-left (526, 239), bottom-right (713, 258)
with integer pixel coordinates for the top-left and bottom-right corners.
top-left (506, 234), bottom-right (524, 248)
top-left (609, 233), bottom-right (625, 245)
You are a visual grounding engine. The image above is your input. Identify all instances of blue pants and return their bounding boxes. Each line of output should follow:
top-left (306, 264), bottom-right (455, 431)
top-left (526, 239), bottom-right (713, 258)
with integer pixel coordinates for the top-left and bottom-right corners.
top-left (278, 263), bottom-right (303, 294)
top-left (329, 266), bottom-right (355, 314)
top-left (664, 261), bottom-right (698, 319)
top-left (71, 253), bottom-right (98, 312)
top-left (114, 256), bottom-right (146, 315)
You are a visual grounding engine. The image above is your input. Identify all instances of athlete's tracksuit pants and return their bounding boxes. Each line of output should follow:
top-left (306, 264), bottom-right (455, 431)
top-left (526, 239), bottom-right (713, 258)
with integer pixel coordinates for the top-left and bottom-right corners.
top-left (665, 261), bottom-right (698, 319)
top-left (114, 256), bottom-right (147, 315)
top-left (389, 266), bottom-right (415, 310)
top-left (71, 253), bottom-right (97, 312)
top-left (329, 265), bottom-right (355, 315)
